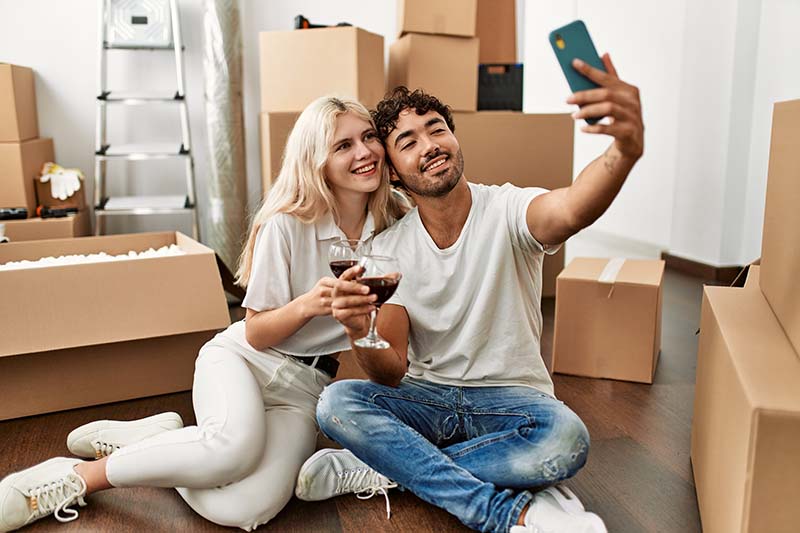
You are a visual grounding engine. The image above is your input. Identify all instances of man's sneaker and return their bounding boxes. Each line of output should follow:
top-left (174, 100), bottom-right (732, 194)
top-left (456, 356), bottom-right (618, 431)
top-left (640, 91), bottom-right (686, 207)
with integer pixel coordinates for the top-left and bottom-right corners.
top-left (67, 412), bottom-right (183, 459)
top-left (0, 458), bottom-right (87, 532)
top-left (510, 486), bottom-right (607, 533)
top-left (296, 448), bottom-right (397, 518)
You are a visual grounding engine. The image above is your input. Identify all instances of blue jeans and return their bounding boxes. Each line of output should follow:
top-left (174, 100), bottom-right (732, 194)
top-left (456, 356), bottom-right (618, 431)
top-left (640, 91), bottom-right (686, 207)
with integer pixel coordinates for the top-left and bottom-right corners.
top-left (316, 377), bottom-right (590, 533)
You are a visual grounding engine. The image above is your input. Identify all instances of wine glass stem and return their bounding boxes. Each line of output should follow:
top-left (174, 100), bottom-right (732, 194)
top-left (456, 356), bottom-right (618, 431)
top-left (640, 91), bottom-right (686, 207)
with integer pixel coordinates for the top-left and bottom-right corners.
top-left (367, 308), bottom-right (379, 340)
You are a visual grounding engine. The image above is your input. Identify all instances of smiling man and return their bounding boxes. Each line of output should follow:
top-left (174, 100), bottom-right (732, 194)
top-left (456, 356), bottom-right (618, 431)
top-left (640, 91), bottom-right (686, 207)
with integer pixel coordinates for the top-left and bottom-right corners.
top-left (296, 56), bottom-right (643, 533)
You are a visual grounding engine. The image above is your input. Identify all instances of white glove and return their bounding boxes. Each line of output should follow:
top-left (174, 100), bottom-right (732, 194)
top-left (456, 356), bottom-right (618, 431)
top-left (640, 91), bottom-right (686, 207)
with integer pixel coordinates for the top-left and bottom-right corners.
top-left (40, 163), bottom-right (84, 201)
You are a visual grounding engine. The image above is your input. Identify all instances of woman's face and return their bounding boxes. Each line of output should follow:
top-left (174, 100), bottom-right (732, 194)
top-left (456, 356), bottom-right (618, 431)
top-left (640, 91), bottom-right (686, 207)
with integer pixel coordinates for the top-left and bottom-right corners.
top-left (324, 111), bottom-right (385, 197)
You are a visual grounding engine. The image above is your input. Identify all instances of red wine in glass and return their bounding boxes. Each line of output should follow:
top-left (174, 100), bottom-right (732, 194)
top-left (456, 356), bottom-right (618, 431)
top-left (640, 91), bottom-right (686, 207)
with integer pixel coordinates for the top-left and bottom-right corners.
top-left (358, 276), bottom-right (399, 306)
top-left (330, 259), bottom-right (359, 278)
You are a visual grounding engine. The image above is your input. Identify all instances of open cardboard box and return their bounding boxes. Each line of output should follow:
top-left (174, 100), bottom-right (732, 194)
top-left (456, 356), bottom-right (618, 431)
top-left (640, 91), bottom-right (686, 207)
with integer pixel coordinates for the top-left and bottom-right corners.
top-left (691, 266), bottom-right (800, 532)
top-left (0, 231), bottom-right (230, 420)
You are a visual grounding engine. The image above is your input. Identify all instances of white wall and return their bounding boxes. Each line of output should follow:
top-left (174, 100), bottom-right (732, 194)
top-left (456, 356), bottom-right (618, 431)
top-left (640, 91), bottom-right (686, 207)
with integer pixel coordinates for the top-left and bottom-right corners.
top-left (2, 0), bottom-right (798, 266)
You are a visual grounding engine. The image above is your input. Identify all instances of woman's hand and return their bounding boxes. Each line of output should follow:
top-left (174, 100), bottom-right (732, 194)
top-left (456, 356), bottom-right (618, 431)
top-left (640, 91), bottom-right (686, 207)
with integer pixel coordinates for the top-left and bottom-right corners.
top-left (298, 277), bottom-right (338, 319)
top-left (331, 265), bottom-right (377, 340)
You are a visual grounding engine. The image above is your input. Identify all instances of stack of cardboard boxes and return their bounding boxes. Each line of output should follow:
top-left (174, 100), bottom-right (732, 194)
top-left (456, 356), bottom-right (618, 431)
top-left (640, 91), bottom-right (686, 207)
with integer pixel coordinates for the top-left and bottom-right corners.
top-left (690, 99), bottom-right (800, 532)
top-left (0, 63), bottom-right (89, 242)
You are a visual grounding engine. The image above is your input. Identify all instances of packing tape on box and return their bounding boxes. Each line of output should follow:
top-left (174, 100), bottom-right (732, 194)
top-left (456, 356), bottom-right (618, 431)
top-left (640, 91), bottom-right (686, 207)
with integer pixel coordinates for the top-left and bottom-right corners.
top-left (598, 257), bottom-right (626, 298)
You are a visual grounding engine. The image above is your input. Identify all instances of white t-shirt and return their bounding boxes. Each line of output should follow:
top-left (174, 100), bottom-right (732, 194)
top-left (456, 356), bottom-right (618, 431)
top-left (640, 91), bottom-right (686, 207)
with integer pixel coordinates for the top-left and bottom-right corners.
top-left (372, 182), bottom-right (559, 395)
top-left (225, 211), bottom-right (375, 357)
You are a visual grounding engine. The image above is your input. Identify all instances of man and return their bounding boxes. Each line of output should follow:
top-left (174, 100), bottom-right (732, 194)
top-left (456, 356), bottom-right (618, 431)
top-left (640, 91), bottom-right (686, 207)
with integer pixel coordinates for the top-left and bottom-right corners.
top-left (297, 55), bottom-right (643, 533)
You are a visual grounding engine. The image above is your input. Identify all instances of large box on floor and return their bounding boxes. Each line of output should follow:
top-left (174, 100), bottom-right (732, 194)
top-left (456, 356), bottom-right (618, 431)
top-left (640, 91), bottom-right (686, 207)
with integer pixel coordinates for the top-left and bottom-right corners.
top-left (476, 0), bottom-right (516, 63)
top-left (453, 111), bottom-right (574, 296)
top-left (389, 34), bottom-right (479, 112)
top-left (397, 0), bottom-right (477, 37)
top-left (259, 111), bottom-right (300, 194)
top-left (0, 232), bottom-right (230, 420)
top-left (0, 137), bottom-right (53, 216)
top-left (0, 64), bottom-right (38, 142)
top-left (691, 267), bottom-right (800, 533)
top-left (552, 258), bottom-right (664, 383)
top-left (759, 98), bottom-right (800, 354)
top-left (259, 27), bottom-right (385, 112)
top-left (2, 210), bottom-right (90, 242)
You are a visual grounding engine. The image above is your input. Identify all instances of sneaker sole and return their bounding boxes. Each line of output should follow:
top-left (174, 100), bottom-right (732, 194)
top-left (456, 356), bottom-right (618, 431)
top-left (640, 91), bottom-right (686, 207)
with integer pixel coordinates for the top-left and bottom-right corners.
top-left (66, 412), bottom-right (184, 458)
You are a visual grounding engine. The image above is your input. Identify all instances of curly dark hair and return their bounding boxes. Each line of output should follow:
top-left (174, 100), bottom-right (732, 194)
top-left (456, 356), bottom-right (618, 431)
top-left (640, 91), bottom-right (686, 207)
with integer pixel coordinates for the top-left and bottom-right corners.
top-left (372, 86), bottom-right (456, 142)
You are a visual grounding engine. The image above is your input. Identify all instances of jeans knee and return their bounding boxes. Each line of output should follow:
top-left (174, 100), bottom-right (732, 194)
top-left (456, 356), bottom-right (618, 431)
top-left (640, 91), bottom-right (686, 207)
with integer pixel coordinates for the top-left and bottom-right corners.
top-left (316, 380), bottom-right (362, 432)
top-left (555, 410), bottom-right (591, 475)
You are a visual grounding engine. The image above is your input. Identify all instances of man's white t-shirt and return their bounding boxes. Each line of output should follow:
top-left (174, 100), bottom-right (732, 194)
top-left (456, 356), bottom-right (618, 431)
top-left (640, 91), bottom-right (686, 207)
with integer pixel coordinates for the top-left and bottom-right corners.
top-left (372, 182), bottom-right (558, 396)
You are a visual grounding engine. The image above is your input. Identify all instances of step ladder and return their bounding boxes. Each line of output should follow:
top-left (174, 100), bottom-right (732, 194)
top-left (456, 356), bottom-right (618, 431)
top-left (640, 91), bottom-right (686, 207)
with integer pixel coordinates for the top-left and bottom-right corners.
top-left (94, 0), bottom-right (199, 239)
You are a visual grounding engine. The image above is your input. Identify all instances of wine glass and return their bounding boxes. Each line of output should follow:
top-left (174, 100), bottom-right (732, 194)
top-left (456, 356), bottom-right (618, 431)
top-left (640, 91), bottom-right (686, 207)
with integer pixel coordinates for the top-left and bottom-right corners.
top-left (328, 239), bottom-right (368, 278)
top-left (354, 254), bottom-right (402, 350)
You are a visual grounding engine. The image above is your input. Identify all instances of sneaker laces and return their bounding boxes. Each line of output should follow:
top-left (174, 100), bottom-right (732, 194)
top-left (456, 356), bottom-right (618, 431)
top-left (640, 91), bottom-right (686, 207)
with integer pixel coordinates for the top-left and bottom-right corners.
top-left (336, 468), bottom-right (397, 519)
top-left (92, 441), bottom-right (120, 459)
top-left (28, 472), bottom-right (87, 523)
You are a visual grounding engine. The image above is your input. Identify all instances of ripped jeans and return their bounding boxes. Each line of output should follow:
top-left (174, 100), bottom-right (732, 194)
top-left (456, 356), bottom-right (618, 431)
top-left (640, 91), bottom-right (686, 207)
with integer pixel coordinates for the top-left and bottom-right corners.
top-left (317, 377), bottom-right (590, 533)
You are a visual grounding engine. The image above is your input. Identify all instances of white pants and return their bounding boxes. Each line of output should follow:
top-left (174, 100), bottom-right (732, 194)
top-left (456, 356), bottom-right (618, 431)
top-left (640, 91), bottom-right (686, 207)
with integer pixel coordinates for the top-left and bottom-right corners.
top-left (105, 337), bottom-right (330, 531)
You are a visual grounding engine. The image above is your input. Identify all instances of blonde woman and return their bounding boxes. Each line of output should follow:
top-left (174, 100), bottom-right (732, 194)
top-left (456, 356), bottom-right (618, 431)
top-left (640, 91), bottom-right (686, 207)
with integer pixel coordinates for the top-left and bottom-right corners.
top-left (0, 96), bottom-right (409, 532)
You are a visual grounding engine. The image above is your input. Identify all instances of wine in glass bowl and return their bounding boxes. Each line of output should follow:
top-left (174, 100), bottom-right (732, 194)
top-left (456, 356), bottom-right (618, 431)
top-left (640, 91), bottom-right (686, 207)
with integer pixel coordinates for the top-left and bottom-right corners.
top-left (328, 239), bottom-right (367, 278)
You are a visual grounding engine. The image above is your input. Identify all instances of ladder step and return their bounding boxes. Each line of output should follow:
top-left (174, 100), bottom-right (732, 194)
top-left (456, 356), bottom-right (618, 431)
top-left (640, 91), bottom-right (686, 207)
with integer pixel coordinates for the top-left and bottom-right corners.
top-left (99, 91), bottom-right (184, 104)
top-left (96, 143), bottom-right (189, 160)
top-left (103, 43), bottom-right (179, 51)
top-left (97, 195), bottom-right (193, 215)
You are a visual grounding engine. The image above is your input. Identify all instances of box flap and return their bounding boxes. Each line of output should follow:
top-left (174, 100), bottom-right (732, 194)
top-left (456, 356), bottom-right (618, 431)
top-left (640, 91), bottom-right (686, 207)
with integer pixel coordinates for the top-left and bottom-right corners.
top-left (0, 232), bottom-right (230, 357)
top-left (560, 257), bottom-right (664, 286)
top-left (705, 286), bottom-right (800, 412)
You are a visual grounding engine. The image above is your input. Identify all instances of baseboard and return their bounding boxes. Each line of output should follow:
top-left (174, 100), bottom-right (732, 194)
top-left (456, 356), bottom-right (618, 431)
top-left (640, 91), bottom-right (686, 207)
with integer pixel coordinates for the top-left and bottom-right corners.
top-left (660, 252), bottom-right (743, 284)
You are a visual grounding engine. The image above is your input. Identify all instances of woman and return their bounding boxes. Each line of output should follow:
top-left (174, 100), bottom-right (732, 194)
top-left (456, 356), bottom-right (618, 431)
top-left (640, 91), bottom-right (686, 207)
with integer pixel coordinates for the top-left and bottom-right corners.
top-left (0, 95), bottom-right (409, 532)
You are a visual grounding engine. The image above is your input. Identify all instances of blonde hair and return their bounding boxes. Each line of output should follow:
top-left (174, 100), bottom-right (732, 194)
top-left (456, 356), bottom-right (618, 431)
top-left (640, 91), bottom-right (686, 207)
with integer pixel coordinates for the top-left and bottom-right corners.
top-left (235, 96), bottom-right (410, 287)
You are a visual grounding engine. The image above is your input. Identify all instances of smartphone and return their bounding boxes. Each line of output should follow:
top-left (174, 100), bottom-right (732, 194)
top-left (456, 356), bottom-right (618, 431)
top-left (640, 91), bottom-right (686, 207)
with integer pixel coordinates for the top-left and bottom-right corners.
top-left (549, 20), bottom-right (606, 124)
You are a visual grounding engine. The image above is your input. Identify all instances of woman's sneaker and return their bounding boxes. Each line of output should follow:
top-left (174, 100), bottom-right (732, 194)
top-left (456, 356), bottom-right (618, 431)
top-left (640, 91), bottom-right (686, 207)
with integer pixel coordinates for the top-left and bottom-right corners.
top-left (0, 458), bottom-right (87, 532)
top-left (296, 448), bottom-right (398, 518)
top-left (67, 412), bottom-right (183, 459)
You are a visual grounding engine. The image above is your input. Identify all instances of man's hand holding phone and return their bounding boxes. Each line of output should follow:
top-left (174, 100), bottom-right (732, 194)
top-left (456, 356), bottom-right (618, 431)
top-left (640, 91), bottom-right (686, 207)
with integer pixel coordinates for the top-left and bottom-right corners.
top-left (568, 53), bottom-right (644, 161)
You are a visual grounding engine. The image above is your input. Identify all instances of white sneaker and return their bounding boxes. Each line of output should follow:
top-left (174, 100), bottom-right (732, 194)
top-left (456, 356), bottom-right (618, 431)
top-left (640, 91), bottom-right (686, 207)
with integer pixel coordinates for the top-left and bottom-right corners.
top-left (296, 448), bottom-right (397, 518)
top-left (67, 412), bottom-right (183, 459)
top-left (0, 458), bottom-right (87, 532)
top-left (510, 486), bottom-right (607, 533)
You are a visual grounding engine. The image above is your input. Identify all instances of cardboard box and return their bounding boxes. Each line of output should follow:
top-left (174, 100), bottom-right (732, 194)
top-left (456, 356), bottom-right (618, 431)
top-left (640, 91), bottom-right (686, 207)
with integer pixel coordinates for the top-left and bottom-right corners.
top-left (476, 0), bottom-right (516, 63)
top-left (259, 111), bottom-right (300, 195)
top-left (759, 98), bottom-right (800, 354)
top-left (397, 0), bottom-right (477, 38)
top-left (2, 210), bottom-right (90, 242)
top-left (389, 34), bottom-right (479, 112)
top-left (259, 27), bottom-right (385, 113)
top-left (0, 137), bottom-right (53, 216)
top-left (0, 64), bottom-right (38, 142)
top-left (691, 267), bottom-right (800, 533)
top-left (552, 258), bottom-right (664, 383)
top-left (453, 111), bottom-right (574, 296)
top-left (0, 232), bottom-right (230, 420)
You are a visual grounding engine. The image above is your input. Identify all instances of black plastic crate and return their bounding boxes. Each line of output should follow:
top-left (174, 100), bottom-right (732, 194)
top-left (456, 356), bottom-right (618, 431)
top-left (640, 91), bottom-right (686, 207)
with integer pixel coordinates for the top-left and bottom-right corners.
top-left (478, 63), bottom-right (523, 111)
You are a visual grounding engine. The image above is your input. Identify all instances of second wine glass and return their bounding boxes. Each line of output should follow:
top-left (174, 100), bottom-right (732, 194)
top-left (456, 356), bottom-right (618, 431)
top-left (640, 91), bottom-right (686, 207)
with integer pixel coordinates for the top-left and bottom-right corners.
top-left (354, 254), bottom-right (402, 350)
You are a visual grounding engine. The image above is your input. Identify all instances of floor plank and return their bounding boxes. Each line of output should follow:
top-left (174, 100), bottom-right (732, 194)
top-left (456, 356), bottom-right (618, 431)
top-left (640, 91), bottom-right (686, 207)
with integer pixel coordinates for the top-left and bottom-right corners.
top-left (0, 268), bottom-right (705, 532)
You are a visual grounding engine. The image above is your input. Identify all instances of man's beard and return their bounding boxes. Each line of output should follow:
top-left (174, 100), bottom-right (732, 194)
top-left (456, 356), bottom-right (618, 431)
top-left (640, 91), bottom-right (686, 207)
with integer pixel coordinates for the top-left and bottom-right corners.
top-left (395, 148), bottom-right (465, 198)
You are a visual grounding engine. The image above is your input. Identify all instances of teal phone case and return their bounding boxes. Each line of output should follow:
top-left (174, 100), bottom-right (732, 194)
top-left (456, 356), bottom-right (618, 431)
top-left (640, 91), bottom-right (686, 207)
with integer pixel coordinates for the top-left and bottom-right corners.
top-left (549, 20), bottom-right (606, 123)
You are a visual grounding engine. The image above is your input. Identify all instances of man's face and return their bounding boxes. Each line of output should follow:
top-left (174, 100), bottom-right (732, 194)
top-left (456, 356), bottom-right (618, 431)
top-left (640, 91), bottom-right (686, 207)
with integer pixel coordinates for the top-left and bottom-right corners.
top-left (385, 109), bottom-right (464, 198)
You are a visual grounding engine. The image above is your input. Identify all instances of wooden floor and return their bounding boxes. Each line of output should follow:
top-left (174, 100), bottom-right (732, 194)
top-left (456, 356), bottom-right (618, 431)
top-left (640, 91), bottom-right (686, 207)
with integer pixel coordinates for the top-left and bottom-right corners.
top-left (0, 268), bottom-right (707, 532)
